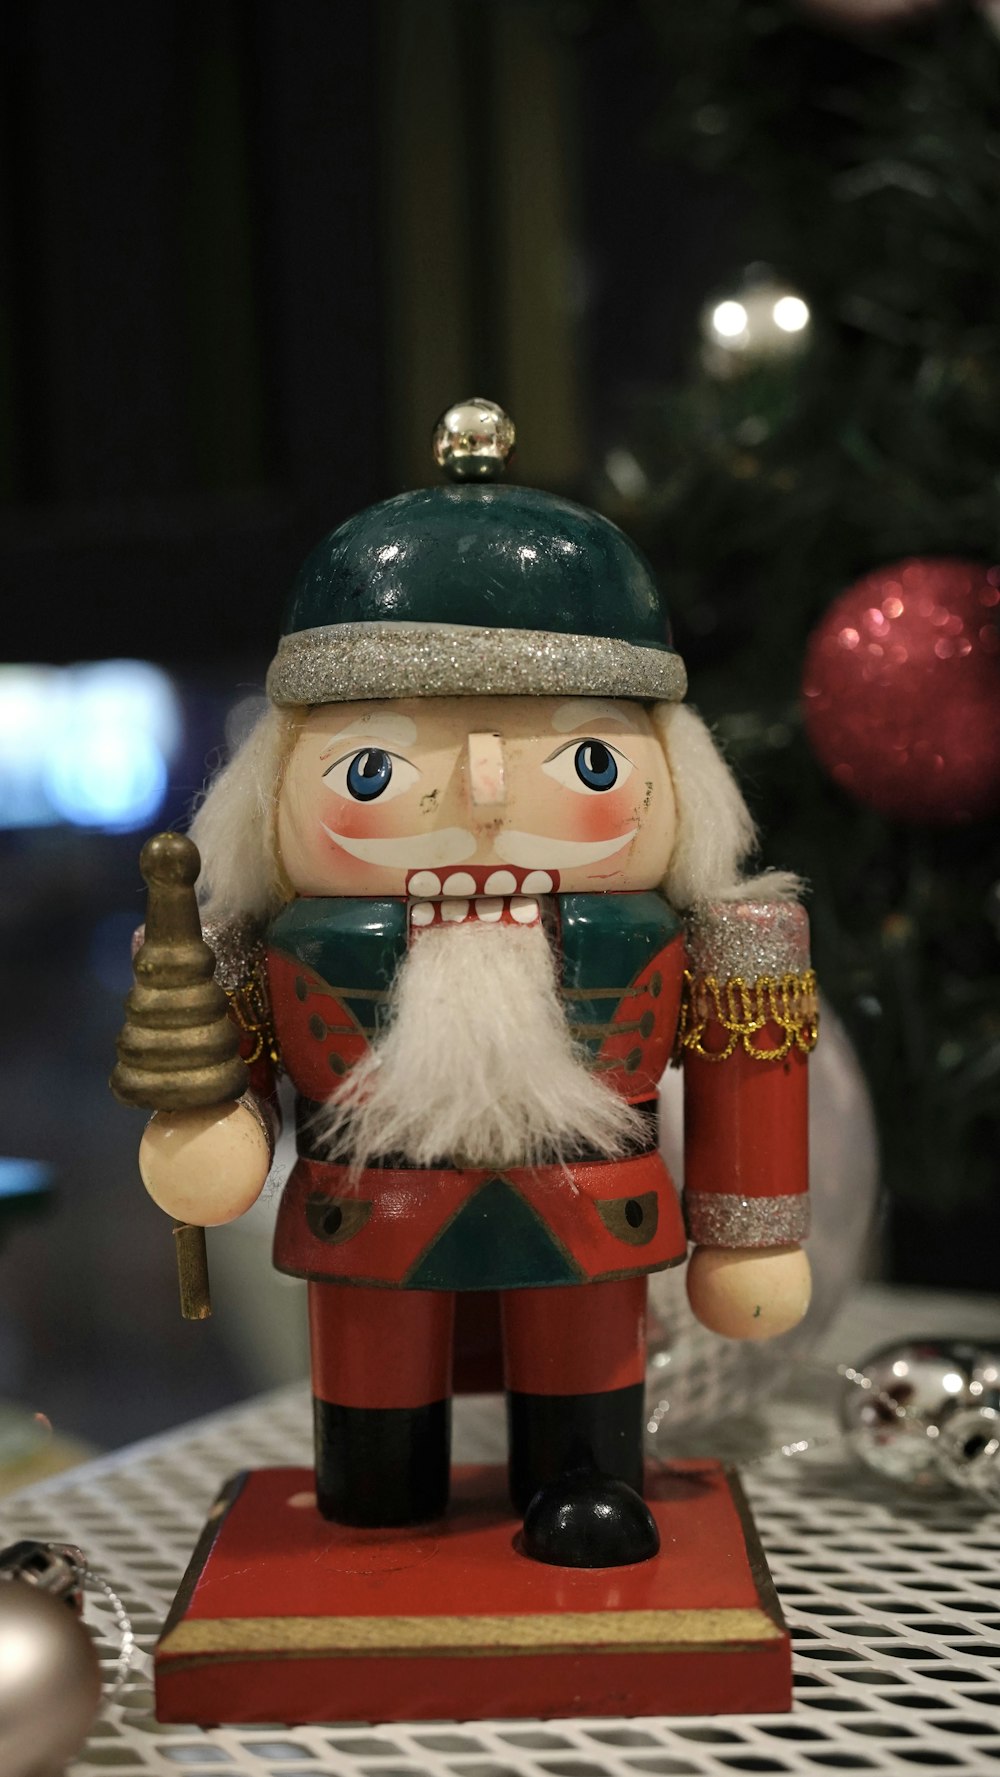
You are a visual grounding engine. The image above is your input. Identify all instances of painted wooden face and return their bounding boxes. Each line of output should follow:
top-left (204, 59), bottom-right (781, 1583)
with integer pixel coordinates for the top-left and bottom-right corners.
top-left (277, 696), bottom-right (676, 899)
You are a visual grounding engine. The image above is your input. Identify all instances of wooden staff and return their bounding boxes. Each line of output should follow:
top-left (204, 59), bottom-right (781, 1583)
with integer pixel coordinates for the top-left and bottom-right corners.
top-left (110, 834), bottom-right (247, 1320)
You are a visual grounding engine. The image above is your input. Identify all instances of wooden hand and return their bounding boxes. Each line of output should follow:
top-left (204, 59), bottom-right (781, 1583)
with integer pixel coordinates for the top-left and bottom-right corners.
top-left (139, 1100), bottom-right (271, 1226)
top-left (686, 1244), bottom-right (812, 1342)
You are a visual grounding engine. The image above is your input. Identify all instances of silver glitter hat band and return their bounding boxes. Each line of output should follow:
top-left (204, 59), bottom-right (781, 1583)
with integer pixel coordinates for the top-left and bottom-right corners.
top-left (266, 621), bottom-right (688, 707)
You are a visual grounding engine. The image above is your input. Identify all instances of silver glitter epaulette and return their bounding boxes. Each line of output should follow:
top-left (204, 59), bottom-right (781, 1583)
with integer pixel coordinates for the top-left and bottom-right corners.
top-left (201, 915), bottom-right (268, 995)
top-left (685, 899), bottom-right (810, 980)
top-left (676, 900), bottom-right (818, 1066)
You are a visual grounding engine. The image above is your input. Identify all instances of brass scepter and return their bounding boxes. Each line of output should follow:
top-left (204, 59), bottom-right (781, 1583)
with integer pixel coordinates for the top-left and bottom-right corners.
top-left (110, 833), bottom-right (248, 1320)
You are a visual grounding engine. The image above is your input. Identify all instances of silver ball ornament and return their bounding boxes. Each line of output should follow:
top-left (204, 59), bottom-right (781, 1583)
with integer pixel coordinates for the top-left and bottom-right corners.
top-left (841, 1339), bottom-right (995, 1493)
top-left (0, 1582), bottom-right (102, 1777)
top-left (936, 1406), bottom-right (1000, 1503)
top-left (971, 1353), bottom-right (1000, 1396)
top-left (432, 398), bottom-right (516, 482)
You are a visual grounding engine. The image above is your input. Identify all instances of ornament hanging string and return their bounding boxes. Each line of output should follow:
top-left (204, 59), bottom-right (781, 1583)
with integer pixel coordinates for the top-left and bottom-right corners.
top-left (647, 1359), bottom-right (909, 1457)
top-left (74, 1557), bottom-right (136, 1701)
top-left (749, 1361), bottom-right (921, 1463)
top-left (651, 1347), bottom-right (1000, 1506)
top-left (761, 1359), bottom-right (999, 1503)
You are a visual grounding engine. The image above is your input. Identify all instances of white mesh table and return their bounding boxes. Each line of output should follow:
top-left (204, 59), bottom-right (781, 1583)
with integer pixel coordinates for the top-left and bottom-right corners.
top-left (4, 1289), bottom-right (1000, 1777)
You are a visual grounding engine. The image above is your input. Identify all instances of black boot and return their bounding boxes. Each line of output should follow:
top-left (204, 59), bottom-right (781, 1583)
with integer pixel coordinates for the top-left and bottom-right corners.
top-left (313, 1397), bottom-right (450, 1527)
top-left (522, 1464), bottom-right (660, 1568)
top-left (507, 1382), bottom-right (658, 1567)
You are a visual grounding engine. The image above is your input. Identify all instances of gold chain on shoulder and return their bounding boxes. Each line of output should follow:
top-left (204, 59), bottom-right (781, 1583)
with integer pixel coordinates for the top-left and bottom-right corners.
top-left (675, 968), bottom-right (819, 1063)
top-left (225, 947), bottom-right (281, 1071)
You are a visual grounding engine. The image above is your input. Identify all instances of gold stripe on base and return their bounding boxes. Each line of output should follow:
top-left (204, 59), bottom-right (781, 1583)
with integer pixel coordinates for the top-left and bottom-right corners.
top-left (160, 1605), bottom-right (782, 1660)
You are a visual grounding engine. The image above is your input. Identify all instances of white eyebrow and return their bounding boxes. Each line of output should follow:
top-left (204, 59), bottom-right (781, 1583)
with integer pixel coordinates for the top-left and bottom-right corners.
top-left (320, 712), bottom-right (418, 756)
top-left (551, 699), bottom-right (639, 733)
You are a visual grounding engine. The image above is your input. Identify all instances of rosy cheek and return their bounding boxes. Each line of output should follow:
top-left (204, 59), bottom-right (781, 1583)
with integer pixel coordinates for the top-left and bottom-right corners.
top-left (569, 785), bottom-right (636, 841)
top-left (319, 791), bottom-right (411, 841)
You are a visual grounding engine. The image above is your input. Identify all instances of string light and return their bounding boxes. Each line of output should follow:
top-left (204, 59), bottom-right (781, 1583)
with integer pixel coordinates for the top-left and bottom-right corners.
top-left (772, 294), bottom-right (810, 332)
top-left (701, 274), bottom-right (813, 372)
top-left (710, 300), bottom-right (749, 340)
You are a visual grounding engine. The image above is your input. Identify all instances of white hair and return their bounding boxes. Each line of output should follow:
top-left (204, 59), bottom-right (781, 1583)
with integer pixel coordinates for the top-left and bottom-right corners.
top-left (188, 698), bottom-right (800, 922)
top-left (651, 703), bottom-right (801, 908)
top-left (188, 703), bottom-right (294, 921)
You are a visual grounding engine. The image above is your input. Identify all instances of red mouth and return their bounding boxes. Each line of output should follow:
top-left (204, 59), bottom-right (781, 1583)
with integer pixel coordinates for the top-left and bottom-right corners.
top-left (405, 865), bottom-right (560, 898)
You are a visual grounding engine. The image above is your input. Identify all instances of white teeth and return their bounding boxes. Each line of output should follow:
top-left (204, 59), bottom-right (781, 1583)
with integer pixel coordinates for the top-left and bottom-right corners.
top-left (440, 899), bottom-right (469, 922)
top-left (442, 871), bottom-right (476, 896)
top-left (409, 902), bottom-right (435, 926)
top-left (521, 871), bottom-right (553, 895)
top-left (474, 897), bottom-right (504, 923)
top-left (484, 869), bottom-right (517, 895)
top-left (509, 897), bottom-right (539, 924)
top-left (408, 870), bottom-right (441, 897)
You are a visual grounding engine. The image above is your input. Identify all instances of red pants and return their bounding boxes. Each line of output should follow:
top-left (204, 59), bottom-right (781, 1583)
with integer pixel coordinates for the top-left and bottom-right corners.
top-left (308, 1276), bottom-right (648, 1410)
top-left (308, 1278), bottom-right (649, 1525)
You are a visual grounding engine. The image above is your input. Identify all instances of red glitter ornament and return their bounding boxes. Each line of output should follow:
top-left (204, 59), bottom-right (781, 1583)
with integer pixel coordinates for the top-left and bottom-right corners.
top-left (801, 557), bottom-right (1000, 824)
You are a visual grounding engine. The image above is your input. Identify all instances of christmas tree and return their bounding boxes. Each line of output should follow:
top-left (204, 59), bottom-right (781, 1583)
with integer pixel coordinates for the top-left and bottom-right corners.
top-left (594, 0), bottom-right (1000, 1284)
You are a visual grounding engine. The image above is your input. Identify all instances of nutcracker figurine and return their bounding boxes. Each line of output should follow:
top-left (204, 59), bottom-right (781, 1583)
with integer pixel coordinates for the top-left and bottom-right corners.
top-left (127, 400), bottom-right (817, 1722)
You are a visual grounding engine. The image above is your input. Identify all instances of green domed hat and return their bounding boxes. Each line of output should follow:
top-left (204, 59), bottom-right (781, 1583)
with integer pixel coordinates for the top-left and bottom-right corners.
top-left (266, 399), bottom-right (686, 707)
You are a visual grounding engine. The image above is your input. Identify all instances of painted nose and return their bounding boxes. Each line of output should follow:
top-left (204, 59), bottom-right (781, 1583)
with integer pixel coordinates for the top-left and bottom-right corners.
top-left (466, 732), bottom-right (507, 813)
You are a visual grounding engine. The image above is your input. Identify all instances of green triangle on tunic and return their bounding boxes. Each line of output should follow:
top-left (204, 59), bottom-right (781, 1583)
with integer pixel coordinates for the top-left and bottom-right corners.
top-left (406, 1175), bottom-right (582, 1291)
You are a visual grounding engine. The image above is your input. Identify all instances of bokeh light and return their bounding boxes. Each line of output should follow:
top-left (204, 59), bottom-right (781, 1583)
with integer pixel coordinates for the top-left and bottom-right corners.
top-left (773, 294), bottom-right (810, 332)
top-left (710, 300), bottom-right (748, 339)
top-left (0, 661), bottom-right (181, 832)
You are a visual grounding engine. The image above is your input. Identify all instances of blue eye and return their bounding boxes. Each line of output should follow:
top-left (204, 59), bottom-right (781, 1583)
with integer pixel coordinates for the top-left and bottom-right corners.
top-left (542, 735), bottom-right (633, 797)
top-left (574, 741), bottom-right (618, 791)
top-left (346, 748), bottom-right (393, 800)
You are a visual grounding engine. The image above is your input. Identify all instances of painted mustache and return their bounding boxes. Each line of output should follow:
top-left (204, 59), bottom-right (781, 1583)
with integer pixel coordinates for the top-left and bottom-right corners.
top-left (494, 828), bottom-right (636, 868)
top-left (321, 824), bottom-right (475, 867)
top-left (322, 821), bottom-right (636, 880)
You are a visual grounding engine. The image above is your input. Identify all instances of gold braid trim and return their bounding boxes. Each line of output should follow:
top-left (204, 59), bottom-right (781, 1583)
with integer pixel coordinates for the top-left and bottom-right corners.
top-left (225, 947), bottom-right (282, 1072)
top-left (675, 968), bottom-right (819, 1063)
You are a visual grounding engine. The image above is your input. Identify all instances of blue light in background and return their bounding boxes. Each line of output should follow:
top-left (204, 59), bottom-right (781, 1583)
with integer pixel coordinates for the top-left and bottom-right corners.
top-left (45, 728), bottom-right (168, 829)
top-left (0, 667), bottom-right (54, 827)
top-left (0, 661), bottom-right (182, 832)
top-left (0, 1160), bottom-right (53, 1202)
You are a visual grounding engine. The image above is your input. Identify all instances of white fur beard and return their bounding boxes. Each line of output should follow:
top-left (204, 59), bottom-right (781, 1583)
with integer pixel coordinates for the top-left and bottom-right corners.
top-left (311, 918), bottom-right (647, 1173)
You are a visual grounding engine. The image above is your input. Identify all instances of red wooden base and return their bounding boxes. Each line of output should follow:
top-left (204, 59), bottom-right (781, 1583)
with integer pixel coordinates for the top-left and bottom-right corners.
top-left (155, 1463), bottom-right (790, 1724)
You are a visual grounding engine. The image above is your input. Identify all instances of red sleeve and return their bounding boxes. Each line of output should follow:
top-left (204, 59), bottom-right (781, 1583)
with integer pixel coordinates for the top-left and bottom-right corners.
top-left (678, 901), bottom-right (817, 1249)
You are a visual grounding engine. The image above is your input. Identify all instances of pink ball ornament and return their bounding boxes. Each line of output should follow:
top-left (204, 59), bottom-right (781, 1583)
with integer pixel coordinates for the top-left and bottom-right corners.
top-left (801, 557), bottom-right (1000, 823)
top-left (797, 0), bottom-right (944, 27)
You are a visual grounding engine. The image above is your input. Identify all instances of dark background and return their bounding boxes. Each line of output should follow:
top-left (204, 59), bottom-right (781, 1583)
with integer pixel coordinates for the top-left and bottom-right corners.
top-left (0, 0), bottom-right (996, 1453)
